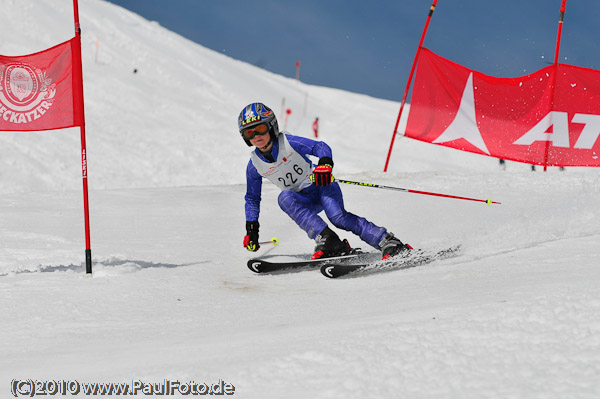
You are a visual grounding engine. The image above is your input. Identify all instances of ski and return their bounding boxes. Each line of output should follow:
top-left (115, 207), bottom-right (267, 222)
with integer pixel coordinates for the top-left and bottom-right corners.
top-left (320, 245), bottom-right (462, 278)
top-left (247, 250), bottom-right (379, 274)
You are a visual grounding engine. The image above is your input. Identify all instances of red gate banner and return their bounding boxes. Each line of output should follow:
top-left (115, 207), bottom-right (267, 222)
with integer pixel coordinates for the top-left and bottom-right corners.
top-left (405, 48), bottom-right (600, 167)
top-left (0, 37), bottom-right (83, 131)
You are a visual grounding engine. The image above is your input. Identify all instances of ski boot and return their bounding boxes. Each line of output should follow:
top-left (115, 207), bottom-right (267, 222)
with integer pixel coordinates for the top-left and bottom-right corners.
top-left (312, 227), bottom-right (352, 259)
top-left (379, 233), bottom-right (412, 260)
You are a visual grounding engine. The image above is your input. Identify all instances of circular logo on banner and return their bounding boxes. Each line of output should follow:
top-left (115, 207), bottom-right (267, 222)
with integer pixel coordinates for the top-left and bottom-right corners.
top-left (0, 62), bottom-right (56, 125)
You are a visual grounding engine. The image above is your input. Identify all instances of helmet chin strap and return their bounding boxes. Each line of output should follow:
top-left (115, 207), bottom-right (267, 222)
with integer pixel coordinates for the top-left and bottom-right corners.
top-left (259, 137), bottom-right (273, 152)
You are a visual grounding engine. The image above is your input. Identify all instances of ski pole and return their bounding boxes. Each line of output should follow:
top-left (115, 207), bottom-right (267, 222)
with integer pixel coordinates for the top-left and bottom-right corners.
top-left (336, 179), bottom-right (501, 205)
top-left (259, 237), bottom-right (280, 246)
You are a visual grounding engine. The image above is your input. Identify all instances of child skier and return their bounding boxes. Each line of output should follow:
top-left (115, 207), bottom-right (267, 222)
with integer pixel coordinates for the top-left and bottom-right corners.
top-left (240, 102), bottom-right (410, 259)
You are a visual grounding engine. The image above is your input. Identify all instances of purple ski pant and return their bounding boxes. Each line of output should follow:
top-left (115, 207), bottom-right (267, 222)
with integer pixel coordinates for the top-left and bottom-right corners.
top-left (277, 182), bottom-right (387, 249)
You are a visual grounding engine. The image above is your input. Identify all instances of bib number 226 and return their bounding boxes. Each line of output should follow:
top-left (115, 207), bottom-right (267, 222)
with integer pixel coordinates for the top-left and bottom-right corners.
top-left (277, 164), bottom-right (304, 188)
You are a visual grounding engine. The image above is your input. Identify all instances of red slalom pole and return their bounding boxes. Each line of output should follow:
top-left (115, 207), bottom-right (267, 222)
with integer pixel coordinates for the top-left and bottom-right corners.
top-left (384, 0), bottom-right (438, 172)
top-left (73, 0), bottom-right (93, 274)
top-left (553, 0), bottom-right (567, 66)
top-left (544, 0), bottom-right (567, 172)
top-left (337, 179), bottom-right (501, 206)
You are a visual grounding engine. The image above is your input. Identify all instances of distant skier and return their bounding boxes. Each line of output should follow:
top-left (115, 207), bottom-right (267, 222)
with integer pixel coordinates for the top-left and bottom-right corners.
top-left (239, 102), bottom-right (410, 259)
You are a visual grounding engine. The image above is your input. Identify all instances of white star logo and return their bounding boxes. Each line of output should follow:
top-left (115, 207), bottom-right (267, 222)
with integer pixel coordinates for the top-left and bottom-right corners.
top-left (433, 73), bottom-right (490, 155)
top-left (245, 109), bottom-right (255, 119)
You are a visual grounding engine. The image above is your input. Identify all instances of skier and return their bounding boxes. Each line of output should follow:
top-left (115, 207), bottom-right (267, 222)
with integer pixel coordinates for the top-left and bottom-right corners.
top-left (240, 102), bottom-right (411, 260)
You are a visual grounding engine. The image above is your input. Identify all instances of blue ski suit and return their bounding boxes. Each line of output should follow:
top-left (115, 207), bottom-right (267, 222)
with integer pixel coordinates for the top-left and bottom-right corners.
top-left (245, 133), bottom-right (388, 249)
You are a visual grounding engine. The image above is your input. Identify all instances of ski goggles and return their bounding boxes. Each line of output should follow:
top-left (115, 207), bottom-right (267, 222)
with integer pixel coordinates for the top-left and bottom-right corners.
top-left (241, 123), bottom-right (270, 140)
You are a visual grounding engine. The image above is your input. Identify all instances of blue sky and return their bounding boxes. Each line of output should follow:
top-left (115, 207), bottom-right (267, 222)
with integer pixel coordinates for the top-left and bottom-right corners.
top-left (105, 0), bottom-right (600, 102)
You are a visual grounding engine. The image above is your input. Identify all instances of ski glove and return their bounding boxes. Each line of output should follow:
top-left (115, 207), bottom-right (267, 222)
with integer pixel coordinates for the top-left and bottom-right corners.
top-left (310, 157), bottom-right (334, 186)
top-left (243, 221), bottom-right (260, 252)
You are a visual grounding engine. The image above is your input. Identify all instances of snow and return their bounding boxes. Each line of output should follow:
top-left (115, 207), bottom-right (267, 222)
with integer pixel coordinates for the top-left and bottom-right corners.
top-left (1, 0), bottom-right (599, 398)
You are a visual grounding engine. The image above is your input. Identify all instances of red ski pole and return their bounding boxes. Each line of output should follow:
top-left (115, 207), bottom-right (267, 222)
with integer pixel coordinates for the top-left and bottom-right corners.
top-left (337, 179), bottom-right (501, 206)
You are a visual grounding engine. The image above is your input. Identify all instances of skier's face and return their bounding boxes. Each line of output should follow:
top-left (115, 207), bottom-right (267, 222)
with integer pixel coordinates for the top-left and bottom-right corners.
top-left (249, 128), bottom-right (272, 152)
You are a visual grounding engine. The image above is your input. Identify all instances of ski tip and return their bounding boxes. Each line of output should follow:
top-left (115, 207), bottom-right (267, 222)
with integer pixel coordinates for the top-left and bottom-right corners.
top-left (247, 259), bottom-right (262, 273)
top-left (321, 264), bottom-right (336, 278)
top-left (321, 264), bottom-right (340, 279)
top-left (320, 263), bottom-right (361, 279)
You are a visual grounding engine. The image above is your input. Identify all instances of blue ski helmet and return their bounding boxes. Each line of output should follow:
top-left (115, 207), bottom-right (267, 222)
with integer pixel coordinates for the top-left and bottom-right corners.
top-left (238, 102), bottom-right (280, 146)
